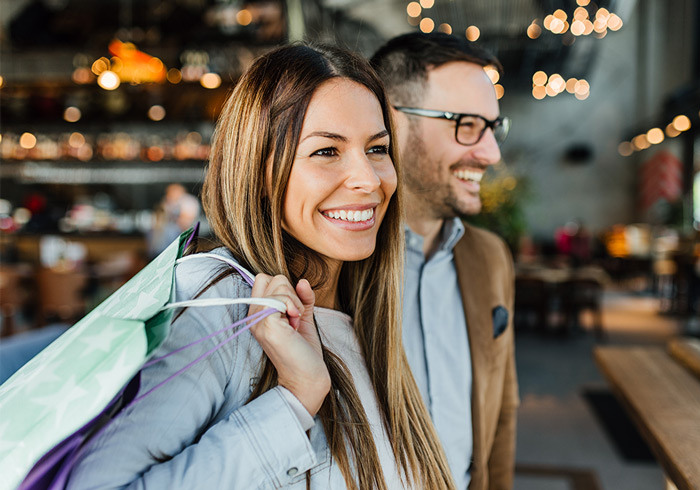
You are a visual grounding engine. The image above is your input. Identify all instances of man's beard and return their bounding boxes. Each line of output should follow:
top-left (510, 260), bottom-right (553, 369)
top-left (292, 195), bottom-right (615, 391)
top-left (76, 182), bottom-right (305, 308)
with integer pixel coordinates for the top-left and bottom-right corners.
top-left (401, 126), bottom-right (481, 220)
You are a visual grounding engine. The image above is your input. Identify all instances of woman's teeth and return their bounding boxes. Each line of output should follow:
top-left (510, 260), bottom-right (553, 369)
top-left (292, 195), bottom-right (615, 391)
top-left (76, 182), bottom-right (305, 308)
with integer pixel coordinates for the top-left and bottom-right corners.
top-left (454, 169), bottom-right (483, 182)
top-left (324, 209), bottom-right (374, 222)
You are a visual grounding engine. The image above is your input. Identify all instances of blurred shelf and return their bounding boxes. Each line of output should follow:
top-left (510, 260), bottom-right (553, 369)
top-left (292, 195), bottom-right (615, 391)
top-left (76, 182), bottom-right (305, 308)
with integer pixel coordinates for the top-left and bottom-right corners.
top-left (0, 161), bottom-right (206, 184)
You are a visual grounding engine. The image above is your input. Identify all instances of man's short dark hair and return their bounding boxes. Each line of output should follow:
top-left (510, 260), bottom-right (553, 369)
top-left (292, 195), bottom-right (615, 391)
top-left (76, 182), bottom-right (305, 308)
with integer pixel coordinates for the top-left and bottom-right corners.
top-left (370, 32), bottom-right (502, 107)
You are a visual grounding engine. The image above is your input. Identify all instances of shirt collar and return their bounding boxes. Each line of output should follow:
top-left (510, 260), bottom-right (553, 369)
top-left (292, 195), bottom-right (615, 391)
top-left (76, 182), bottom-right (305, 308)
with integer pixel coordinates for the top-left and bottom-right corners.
top-left (405, 217), bottom-right (465, 255)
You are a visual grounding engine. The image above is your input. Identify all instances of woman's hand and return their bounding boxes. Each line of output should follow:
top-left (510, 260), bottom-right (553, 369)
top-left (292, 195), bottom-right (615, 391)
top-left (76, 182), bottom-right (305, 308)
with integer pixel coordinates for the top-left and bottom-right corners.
top-left (248, 274), bottom-right (330, 416)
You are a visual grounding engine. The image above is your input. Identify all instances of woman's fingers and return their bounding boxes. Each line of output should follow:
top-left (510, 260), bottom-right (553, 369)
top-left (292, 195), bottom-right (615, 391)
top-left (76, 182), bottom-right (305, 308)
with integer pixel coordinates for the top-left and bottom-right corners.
top-left (249, 274), bottom-right (303, 322)
top-left (245, 274), bottom-right (329, 415)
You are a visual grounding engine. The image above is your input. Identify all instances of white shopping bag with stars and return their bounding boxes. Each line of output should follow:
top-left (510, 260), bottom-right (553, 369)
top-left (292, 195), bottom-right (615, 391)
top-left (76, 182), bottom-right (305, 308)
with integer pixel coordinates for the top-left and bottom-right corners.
top-left (0, 227), bottom-right (284, 490)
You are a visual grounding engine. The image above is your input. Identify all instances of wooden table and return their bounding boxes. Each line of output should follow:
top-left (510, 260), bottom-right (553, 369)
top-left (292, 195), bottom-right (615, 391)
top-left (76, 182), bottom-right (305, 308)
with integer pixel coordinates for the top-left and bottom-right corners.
top-left (594, 345), bottom-right (700, 490)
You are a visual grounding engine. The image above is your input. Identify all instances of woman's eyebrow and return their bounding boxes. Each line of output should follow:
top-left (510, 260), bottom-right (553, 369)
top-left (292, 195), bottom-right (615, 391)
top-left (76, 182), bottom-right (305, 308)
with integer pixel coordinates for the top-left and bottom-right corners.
top-left (301, 131), bottom-right (348, 143)
top-left (367, 130), bottom-right (389, 142)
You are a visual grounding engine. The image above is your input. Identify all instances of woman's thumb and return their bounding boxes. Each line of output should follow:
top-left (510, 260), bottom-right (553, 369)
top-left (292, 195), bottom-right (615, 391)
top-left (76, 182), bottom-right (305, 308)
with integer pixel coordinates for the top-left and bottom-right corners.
top-left (296, 279), bottom-right (315, 309)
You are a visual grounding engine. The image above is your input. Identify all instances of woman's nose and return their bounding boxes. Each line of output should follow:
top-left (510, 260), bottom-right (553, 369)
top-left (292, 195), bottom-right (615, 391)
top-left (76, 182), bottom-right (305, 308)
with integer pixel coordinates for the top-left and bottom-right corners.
top-left (345, 153), bottom-right (382, 192)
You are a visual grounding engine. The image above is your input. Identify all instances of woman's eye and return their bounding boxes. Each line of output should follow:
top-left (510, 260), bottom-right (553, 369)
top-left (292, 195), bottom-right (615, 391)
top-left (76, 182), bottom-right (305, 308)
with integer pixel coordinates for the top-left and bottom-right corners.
top-left (311, 147), bottom-right (338, 157)
top-left (367, 144), bottom-right (390, 155)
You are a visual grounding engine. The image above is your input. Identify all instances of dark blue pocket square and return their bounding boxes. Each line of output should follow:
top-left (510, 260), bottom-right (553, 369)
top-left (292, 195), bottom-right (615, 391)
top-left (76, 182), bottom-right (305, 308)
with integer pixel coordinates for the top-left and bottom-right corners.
top-left (492, 306), bottom-right (509, 338)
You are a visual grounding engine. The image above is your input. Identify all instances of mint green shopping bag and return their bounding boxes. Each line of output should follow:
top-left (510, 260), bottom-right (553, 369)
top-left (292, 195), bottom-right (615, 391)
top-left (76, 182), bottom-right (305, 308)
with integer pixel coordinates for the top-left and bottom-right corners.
top-left (0, 229), bottom-right (191, 490)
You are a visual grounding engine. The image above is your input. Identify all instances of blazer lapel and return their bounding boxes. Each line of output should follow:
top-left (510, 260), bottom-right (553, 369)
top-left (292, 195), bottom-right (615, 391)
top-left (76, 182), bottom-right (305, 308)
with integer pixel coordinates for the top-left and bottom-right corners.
top-left (453, 225), bottom-right (492, 476)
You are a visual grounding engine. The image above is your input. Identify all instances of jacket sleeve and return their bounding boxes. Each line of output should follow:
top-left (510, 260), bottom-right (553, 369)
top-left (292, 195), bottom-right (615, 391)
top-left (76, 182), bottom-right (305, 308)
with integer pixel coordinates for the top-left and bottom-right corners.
top-left (487, 240), bottom-right (520, 490)
top-left (67, 268), bottom-right (319, 490)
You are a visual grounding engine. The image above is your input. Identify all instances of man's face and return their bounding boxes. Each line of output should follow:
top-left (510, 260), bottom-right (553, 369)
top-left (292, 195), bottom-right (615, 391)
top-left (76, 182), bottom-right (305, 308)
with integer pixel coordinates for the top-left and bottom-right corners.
top-left (398, 61), bottom-right (502, 218)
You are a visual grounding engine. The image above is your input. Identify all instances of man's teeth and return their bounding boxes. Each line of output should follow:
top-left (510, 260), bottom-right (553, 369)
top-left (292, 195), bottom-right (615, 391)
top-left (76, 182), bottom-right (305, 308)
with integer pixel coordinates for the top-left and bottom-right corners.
top-left (324, 209), bottom-right (374, 222)
top-left (454, 169), bottom-right (483, 182)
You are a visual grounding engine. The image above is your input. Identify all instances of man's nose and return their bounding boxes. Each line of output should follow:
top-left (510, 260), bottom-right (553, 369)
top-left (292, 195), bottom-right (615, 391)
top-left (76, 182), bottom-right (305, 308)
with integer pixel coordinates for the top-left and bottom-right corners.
top-left (472, 128), bottom-right (502, 165)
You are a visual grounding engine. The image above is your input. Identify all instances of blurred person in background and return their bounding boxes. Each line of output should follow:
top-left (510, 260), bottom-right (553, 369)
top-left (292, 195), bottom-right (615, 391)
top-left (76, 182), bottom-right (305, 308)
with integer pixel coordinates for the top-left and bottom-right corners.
top-left (147, 183), bottom-right (201, 257)
top-left (372, 32), bottom-right (519, 490)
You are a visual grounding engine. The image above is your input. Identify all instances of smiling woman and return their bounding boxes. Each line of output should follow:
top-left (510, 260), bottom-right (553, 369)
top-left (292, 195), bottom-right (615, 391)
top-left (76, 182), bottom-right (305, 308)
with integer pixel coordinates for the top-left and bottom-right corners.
top-left (66, 44), bottom-right (455, 490)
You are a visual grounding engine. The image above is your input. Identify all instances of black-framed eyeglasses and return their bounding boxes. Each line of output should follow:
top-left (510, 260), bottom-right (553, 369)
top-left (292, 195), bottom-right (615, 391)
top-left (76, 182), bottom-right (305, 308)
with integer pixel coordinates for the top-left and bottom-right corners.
top-left (395, 107), bottom-right (511, 146)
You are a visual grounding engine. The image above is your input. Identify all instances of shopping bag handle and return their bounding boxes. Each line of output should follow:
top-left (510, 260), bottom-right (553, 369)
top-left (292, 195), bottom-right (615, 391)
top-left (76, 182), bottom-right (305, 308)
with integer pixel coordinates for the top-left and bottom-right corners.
top-left (161, 297), bottom-right (286, 313)
top-left (133, 253), bottom-right (289, 405)
top-left (176, 253), bottom-right (256, 287)
top-left (133, 307), bottom-right (276, 404)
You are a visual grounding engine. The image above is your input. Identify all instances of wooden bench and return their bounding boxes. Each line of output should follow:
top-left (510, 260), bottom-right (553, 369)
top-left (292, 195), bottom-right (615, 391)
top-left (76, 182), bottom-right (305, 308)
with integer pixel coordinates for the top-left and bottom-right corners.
top-left (594, 344), bottom-right (700, 490)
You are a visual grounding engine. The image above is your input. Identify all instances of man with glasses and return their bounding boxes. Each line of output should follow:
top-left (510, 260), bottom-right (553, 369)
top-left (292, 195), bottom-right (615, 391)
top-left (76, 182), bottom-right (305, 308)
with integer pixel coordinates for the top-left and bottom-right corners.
top-left (371, 33), bottom-right (518, 489)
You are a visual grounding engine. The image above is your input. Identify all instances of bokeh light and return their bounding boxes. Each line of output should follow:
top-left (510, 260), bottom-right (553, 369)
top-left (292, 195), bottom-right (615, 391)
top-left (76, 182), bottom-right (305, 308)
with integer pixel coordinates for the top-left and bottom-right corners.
top-left (64, 106), bottom-right (82, 122)
top-left (68, 132), bottom-right (85, 148)
top-left (20, 132), bottom-right (37, 149)
top-left (618, 142), bottom-right (634, 157)
top-left (646, 128), bottom-right (664, 144)
top-left (167, 68), bottom-right (182, 84)
top-left (148, 105), bottom-right (166, 121)
top-left (494, 84), bottom-right (504, 99)
top-left (466, 25), bottom-right (480, 41)
top-left (527, 23), bottom-right (542, 39)
top-left (236, 9), bottom-right (253, 26)
top-left (407, 2), bottom-right (421, 17)
top-left (420, 18), bottom-right (435, 33)
top-left (484, 65), bottom-right (500, 84)
top-left (666, 123), bottom-right (681, 138)
top-left (533, 70), bottom-right (548, 86)
top-left (532, 86), bottom-right (546, 99)
top-left (200, 72), bottom-right (222, 89)
top-left (438, 23), bottom-right (452, 34)
top-left (97, 70), bottom-right (120, 90)
top-left (672, 114), bottom-right (691, 132)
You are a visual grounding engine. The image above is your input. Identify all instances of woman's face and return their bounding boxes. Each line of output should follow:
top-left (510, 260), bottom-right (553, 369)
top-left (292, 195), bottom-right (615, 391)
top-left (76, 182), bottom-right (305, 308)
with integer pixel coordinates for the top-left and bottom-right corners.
top-left (282, 78), bottom-right (397, 266)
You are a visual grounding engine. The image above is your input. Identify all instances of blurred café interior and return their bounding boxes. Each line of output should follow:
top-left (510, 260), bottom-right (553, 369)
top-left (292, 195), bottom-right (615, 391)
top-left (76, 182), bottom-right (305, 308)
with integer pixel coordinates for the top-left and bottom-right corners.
top-left (0, 0), bottom-right (699, 488)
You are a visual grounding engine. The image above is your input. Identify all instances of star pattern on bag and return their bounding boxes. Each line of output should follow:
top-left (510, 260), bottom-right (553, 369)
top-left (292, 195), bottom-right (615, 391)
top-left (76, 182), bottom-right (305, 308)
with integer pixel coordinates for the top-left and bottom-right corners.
top-left (0, 233), bottom-right (185, 489)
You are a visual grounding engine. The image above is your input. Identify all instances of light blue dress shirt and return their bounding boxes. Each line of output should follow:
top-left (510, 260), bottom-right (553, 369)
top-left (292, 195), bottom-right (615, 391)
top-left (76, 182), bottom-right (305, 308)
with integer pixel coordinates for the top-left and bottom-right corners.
top-left (403, 218), bottom-right (473, 489)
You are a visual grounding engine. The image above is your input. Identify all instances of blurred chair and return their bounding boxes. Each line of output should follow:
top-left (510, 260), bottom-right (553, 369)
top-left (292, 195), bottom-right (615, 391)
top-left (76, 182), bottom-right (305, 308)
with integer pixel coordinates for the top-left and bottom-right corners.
top-left (35, 267), bottom-right (88, 327)
top-left (562, 278), bottom-right (605, 340)
top-left (0, 264), bottom-right (32, 337)
top-left (514, 276), bottom-right (550, 332)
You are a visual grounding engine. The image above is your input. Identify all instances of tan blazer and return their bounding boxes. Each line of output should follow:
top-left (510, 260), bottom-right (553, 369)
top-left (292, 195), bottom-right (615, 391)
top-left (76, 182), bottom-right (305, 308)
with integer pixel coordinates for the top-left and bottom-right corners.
top-left (454, 223), bottom-right (520, 490)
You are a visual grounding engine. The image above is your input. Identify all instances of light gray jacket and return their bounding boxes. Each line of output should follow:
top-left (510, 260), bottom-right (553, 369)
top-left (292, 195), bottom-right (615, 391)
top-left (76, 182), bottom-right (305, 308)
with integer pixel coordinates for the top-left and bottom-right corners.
top-left (67, 250), bottom-right (334, 489)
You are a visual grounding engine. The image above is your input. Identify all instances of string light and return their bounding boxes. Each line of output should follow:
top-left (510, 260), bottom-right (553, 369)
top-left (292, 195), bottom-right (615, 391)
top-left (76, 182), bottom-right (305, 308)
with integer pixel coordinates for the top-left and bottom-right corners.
top-left (539, 5), bottom-right (622, 37)
top-left (465, 25), bottom-right (480, 41)
top-left (618, 142), bottom-right (634, 157)
top-left (532, 71), bottom-right (547, 86)
top-left (672, 114), bottom-right (691, 132)
top-left (665, 123), bottom-right (681, 138)
top-left (406, 2), bottom-right (421, 17)
top-left (484, 65), bottom-right (500, 84)
top-left (494, 84), bottom-right (504, 99)
top-left (420, 18), bottom-right (435, 33)
top-left (527, 23), bottom-right (542, 39)
top-left (531, 71), bottom-right (588, 100)
top-left (646, 128), bottom-right (664, 145)
top-left (438, 23), bottom-right (452, 34)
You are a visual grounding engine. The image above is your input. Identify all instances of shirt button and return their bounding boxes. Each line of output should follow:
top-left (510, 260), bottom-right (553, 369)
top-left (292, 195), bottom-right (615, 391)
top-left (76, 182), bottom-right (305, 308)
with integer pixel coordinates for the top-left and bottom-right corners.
top-left (287, 467), bottom-right (299, 477)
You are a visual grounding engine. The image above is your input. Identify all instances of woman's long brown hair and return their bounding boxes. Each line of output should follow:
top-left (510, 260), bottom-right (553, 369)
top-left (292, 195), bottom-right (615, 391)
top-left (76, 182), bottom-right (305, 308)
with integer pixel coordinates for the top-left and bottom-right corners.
top-left (201, 43), bottom-right (455, 490)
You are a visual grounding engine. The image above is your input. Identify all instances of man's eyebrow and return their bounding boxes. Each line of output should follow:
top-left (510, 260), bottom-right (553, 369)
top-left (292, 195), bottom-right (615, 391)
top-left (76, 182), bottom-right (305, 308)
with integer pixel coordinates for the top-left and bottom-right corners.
top-left (301, 131), bottom-right (348, 143)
